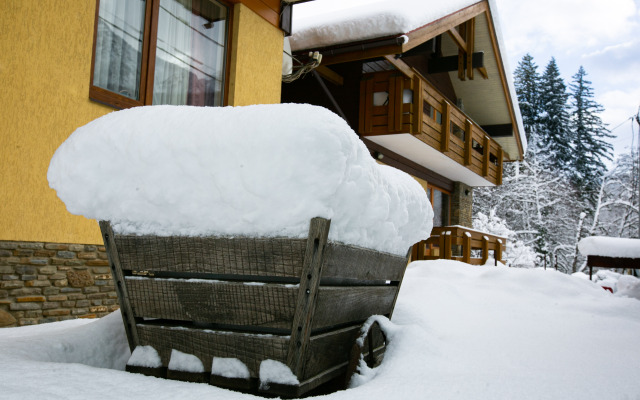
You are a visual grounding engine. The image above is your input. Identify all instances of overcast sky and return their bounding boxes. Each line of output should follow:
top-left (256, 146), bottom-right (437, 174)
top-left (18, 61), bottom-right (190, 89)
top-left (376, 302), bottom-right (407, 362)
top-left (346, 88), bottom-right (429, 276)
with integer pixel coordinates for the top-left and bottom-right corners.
top-left (492, 0), bottom-right (640, 158)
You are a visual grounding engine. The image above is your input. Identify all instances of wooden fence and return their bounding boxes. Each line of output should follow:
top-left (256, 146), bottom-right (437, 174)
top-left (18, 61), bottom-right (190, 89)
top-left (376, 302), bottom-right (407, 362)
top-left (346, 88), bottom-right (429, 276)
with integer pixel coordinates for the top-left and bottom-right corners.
top-left (412, 226), bottom-right (506, 265)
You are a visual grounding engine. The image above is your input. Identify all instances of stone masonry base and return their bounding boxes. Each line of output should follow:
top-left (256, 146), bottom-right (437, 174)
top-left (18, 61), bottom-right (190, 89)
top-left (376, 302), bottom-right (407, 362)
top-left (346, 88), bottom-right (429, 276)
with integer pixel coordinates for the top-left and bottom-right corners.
top-left (0, 240), bottom-right (119, 327)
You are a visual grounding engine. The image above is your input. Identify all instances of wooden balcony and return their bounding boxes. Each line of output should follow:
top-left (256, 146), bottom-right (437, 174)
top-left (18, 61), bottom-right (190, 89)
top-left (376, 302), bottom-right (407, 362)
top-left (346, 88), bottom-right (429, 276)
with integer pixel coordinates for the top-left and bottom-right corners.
top-left (412, 226), bottom-right (506, 265)
top-left (359, 70), bottom-right (504, 186)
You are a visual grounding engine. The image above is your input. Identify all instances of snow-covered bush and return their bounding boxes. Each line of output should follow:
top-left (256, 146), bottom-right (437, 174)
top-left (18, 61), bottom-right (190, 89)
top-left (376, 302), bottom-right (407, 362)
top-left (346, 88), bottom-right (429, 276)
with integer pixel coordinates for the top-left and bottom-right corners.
top-left (473, 211), bottom-right (537, 268)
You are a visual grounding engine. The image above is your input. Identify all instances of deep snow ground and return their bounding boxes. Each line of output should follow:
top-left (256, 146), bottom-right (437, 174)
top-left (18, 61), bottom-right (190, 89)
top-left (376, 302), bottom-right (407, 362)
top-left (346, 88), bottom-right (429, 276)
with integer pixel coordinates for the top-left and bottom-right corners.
top-left (1, 260), bottom-right (639, 400)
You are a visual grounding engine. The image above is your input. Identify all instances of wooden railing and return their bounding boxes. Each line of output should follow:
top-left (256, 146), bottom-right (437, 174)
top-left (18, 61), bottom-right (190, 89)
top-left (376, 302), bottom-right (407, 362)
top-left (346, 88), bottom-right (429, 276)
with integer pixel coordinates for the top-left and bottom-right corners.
top-left (412, 226), bottom-right (506, 265)
top-left (359, 70), bottom-right (503, 185)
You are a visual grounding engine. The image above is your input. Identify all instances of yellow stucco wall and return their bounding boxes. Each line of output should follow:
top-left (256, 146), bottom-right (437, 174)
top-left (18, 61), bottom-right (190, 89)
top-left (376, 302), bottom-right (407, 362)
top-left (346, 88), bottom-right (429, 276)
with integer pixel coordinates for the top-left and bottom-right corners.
top-left (1, 1), bottom-right (284, 245)
top-left (0, 1), bottom-right (113, 244)
top-left (227, 3), bottom-right (283, 106)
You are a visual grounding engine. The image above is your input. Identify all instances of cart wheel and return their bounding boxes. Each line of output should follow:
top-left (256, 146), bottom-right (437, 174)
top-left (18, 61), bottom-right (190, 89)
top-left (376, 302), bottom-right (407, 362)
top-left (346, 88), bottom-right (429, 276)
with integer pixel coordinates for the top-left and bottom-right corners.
top-left (345, 320), bottom-right (387, 387)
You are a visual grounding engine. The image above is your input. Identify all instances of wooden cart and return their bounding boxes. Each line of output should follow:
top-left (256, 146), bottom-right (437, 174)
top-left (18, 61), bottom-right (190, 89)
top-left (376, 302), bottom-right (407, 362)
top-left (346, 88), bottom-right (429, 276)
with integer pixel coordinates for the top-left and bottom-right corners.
top-left (100, 217), bottom-right (409, 397)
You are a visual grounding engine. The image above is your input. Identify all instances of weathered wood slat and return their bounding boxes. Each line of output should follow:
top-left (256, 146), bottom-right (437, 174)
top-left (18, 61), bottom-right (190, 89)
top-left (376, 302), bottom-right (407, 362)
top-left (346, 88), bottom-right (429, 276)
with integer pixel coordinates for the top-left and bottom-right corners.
top-left (99, 221), bottom-right (139, 351)
top-left (114, 235), bottom-right (306, 278)
top-left (312, 286), bottom-right (397, 330)
top-left (125, 277), bottom-right (298, 329)
top-left (303, 325), bottom-right (361, 380)
top-left (287, 217), bottom-right (331, 379)
top-left (136, 324), bottom-right (288, 378)
top-left (321, 243), bottom-right (408, 282)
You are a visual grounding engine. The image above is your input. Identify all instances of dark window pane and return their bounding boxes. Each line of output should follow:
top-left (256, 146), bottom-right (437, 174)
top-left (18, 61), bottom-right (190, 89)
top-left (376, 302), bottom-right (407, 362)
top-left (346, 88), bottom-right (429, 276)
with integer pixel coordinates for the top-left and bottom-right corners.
top-left (93, 0), bottom-right (146, 100)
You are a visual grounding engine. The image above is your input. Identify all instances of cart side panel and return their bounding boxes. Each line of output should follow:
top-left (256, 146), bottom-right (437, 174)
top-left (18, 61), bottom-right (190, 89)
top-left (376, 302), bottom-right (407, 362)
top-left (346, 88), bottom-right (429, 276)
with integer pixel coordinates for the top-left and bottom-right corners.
top-left (321, 243), bottom-right (409, 283)
top-left (311, 286), bottom-right (398, 330)
top-left (125, 278), bottom-right (299, 330)
top-left (114, 235), bottom-right (307, 278)
top-left (137, 324), bottom-right (289, 378)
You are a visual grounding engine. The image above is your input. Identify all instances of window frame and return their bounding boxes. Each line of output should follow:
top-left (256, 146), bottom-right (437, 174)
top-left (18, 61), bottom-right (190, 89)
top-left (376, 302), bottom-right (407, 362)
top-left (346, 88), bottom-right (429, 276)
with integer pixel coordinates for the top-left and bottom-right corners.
top-left (426, 184), bottom-right (451, 227)
top-left (89, 0), bottom-right (233, 109)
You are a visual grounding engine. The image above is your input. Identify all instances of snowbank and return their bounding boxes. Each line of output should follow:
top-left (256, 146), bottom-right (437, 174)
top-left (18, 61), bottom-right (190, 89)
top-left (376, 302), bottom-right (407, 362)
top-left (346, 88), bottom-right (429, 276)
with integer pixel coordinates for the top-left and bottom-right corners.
top-left (2, 261), bottom-right (640, 400)
top-left (48, 104), bottom-right (433, 255)
top-left (578, 236), bottom-right (640, 258)
top-left (290, 0), bottom-right (478, 50)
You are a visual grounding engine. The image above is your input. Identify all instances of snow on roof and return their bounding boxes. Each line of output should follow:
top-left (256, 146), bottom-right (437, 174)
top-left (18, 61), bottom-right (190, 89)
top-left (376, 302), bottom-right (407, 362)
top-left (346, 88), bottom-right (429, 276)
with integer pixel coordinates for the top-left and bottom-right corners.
top-left (290, 0), bottom-right (478, 51)
top-left (47, 104), bottom-right (433, 256)
top-left (578, 236), bottom-right (640, 259)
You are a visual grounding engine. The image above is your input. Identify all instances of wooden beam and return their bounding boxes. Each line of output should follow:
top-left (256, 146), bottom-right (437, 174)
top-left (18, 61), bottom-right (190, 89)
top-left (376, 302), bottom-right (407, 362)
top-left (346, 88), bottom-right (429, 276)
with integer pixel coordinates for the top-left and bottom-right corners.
top-left (477, 66), bottom-right (488, 79)
top-left (482, 136), bottom-right (490, 177)
top-left (287, 217), bottom-right (331, 379)
top-left (447, 28), bottom-right (466, 51)
top-left (464, 120), bottom-right (473, 165)
top-left (465, 18), bottom-right (475, 80)
top-left (428, 52), bottom-right (484, 74)
top-left (458, 50), bottom-right (465, 81)
top-left (403, 1), bottom-right (489, 53)
top-left (411, 75), bottom-right (423, 135)
top-left (384, 55), bottom-right (415, 79)
top-left (315, 65), bottom-right (344, 86)
top-left (441, 100), bottom-right (451, 152)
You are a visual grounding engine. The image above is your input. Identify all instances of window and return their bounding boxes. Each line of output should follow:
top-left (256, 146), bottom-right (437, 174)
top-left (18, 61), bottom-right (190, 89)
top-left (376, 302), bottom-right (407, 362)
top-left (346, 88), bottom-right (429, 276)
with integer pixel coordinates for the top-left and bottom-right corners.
top-left (90, 0), bottom-right (230, 109)
top-left (426, 185), bottom-right (450, 227)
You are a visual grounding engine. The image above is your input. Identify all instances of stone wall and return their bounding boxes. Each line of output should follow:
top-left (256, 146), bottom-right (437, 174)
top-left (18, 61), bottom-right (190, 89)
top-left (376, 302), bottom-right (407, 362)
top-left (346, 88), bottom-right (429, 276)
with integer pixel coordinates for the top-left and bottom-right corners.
top-left (450, 182), bottom-right (473, 227)
top-left (0, 241), bottom-right (118, 327)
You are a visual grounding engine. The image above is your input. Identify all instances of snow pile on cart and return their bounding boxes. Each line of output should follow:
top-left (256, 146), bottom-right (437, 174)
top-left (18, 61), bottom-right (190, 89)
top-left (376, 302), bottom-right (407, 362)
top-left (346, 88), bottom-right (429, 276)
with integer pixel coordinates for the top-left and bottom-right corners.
top-left (48, 104), bottom-right (432, 256)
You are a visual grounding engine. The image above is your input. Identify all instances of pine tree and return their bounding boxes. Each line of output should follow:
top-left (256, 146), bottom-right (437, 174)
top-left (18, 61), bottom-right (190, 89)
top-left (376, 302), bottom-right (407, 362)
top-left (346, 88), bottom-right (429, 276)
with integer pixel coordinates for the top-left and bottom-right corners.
top-left (569, 66), bottom-right (614, 203)
top-left (513, 54), bottom-right (541, 145)
top-left (539, 58), bottom-right (572, 171)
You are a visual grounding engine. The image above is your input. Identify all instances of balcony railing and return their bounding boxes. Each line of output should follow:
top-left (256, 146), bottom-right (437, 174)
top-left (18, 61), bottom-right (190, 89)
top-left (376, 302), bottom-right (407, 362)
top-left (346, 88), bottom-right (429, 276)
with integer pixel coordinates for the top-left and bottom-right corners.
top-left (412, 226), bottom-right (506, 265)
top-left (359, 70), bottom-right (504, 185)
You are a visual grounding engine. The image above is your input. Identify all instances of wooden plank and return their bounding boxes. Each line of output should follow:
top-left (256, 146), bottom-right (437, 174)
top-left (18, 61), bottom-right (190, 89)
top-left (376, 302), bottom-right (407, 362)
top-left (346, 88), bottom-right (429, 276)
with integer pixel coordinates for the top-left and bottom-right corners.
top-left (384, 55), bottom-right (415, 79)
top-left (464, 120), bottom-right (473, 165)
top-left (124, 278), bottom-right (298, 330)
top-left (113, 235), bottom-right (306, 278)
top-left (482, 136), bottom-right (490, 177)
top-left (303, 325), bottom-right (360, 380)
top-left (462, 234), bottom-right (471, 264)
top-left (387, 76), bottom-right (397, 132)
top-left (99, 221), bottom-right (139, 351)
top-left (321, 243), bottom-right (408, 282)
top-left (481, 236), bottom-right (489, 264)
top-left (394, 75), bottom-right (403, 131)
top-left (287, 217), bottom-right (331, 379)
top-left (365, 78), bottom-right (374, 133)
top-left (316, 65), bottom-right (344, 86)
top-left (403, 2), bottom-right (488, 53)
top-left (466, 18), bottom-right (475, 80)
top-left (587, 256), bottom-right (640, 269)
top-left (312, 286), bottom-right (398, 329)
top-left (136, 324), bottom-right (288, 378)
top-left (441, 100), bottom-right (451, 152)
top-left (447, 27), bottom-right (466, 51)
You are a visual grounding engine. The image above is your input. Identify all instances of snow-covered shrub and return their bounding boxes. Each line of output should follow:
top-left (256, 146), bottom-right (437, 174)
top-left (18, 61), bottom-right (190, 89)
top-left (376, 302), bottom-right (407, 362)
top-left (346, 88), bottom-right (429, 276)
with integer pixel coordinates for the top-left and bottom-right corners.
top-left (473, 211), bottom-right (537, 268)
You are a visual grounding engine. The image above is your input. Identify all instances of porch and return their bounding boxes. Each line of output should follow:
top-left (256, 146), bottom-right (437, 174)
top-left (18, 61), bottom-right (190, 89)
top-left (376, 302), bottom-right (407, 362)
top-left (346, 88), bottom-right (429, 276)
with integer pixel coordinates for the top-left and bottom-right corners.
top-left (359, 70), bottom-right (504, 186)
top-left (412, 226), bottom-right (506, 265)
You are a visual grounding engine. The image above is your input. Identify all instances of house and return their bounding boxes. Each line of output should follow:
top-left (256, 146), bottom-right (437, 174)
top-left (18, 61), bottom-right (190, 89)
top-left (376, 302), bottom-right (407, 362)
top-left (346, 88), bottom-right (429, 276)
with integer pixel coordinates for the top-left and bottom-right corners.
top-left (283, 0), bottom-right (526, 263)
top-left (0, 0), bottom-right (288, 327)
top-left (0, 0), bottom-right (524, 327)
